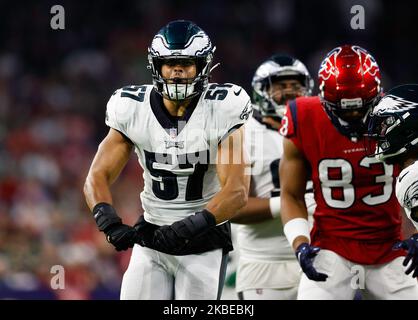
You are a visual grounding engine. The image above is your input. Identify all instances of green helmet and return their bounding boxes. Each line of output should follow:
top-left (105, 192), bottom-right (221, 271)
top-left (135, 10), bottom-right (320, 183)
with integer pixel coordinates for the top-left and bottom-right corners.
top-left (148, 20), bottom-right (215, 100)
top-left (367, 84), bottom-right (418, 163)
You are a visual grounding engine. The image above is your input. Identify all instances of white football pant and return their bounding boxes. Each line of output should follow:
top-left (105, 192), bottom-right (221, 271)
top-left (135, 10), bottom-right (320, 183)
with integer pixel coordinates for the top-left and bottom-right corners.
top-left (120, 244), bottom-right (228, 300)
top-left (297, 249), bottom-right (418, 300)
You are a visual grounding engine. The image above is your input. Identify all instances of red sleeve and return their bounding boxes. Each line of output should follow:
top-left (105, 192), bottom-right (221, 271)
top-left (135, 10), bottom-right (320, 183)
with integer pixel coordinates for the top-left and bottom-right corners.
top-left (279, 99), bottom-right (303, 151)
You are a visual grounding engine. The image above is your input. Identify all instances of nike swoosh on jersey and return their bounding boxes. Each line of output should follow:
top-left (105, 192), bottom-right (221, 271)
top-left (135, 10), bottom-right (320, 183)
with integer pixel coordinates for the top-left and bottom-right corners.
top-left (234, 88), bottom-right (242, 96)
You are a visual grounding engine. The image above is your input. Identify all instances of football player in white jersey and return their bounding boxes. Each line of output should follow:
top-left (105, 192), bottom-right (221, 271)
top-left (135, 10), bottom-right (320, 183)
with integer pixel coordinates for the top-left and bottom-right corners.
top-left (231, 54), bottom-right (316, 300)
top-left (83, 20), bottom-right (252, 300)
top-left (367, 84), bottom-right (418, 279)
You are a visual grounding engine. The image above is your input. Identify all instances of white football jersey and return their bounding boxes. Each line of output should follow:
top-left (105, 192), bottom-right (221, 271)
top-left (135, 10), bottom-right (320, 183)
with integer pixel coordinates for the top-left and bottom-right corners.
top-left (236, 115), bottom-right (315, 262)
top-left (105, 84), bottom-right (252, 226)
top-left (396, 160), bottom-right (418, 230)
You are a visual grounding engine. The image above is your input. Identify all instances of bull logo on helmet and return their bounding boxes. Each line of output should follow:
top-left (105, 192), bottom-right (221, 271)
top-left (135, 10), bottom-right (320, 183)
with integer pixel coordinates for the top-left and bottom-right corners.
top-left (352, 45), bottom-right (379, 78)
top-left (318, 47), bottom-right (342, 81)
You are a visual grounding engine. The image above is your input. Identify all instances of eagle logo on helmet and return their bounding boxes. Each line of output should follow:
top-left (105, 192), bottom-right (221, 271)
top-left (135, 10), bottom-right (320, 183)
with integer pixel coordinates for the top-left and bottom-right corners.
top-left (366, 84), bottom-right (418, 162)
top-left (150, 31), bottom-right (212, 57)
top-left (373, 95), bottom-right (418, 115)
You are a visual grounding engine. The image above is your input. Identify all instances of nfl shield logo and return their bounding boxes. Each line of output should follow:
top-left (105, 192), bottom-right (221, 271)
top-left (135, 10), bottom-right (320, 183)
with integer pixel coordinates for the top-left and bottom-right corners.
top-left (169, 128), bottom-right (177, 139)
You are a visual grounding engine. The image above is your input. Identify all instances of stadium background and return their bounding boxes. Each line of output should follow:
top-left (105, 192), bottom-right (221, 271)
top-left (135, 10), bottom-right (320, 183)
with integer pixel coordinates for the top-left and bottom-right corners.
top-left (0, 0), bottom-right (417, 299)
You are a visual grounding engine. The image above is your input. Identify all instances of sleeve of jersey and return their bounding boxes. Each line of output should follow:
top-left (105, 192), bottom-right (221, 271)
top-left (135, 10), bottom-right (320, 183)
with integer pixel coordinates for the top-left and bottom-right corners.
top-left (216, 86), bottom-right (253, 143)
top-left (279, 100), bottom-right (303, 151)
top-left (243, 120), bottom-right (255, 168)
top-left (105, 89), bottom-right (130, 136)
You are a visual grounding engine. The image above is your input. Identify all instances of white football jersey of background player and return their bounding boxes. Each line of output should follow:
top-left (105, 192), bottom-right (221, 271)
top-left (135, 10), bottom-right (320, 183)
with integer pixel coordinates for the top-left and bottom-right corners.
top-left (396, 160), bottom-right (418, 230)
top-left (105, 83), bottom-right (252, 226)
top-left (236, 115), bottom-right (315, 262)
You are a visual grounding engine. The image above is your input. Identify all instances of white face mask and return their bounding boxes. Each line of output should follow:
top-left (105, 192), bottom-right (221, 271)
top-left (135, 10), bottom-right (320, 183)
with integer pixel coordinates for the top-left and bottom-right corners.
top-left (163, 82), bottom-right (196, 100)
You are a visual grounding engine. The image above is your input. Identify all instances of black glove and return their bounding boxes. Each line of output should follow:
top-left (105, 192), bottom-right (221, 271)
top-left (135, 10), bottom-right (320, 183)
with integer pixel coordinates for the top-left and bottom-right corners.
top-left (393, 233), bottom-right (418, 278)
top-left (153, 209), bottom-right (217, 254)
top-left (296, 243), bottom-right (328, 282)
top-left (92, 202), bottom-right (139, 251)
top-left (133, 215), bottom-right (159, 247)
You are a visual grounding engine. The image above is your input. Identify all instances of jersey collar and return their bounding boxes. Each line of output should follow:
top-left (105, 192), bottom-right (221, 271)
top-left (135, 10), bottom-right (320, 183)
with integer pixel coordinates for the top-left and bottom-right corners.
top-left (150, 88), bottom-right (201, 135)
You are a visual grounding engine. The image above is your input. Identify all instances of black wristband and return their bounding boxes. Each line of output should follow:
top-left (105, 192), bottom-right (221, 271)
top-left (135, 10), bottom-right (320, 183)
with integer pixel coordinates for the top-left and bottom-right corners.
top-left (92, 202), bottom-right (122, 232)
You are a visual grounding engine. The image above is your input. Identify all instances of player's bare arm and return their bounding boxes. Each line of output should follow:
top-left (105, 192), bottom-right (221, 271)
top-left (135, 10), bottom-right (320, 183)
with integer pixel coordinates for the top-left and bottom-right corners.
top-left (84, 128), bottom-right (133, 210)
top-left (84, 128), bottom-right (139, 251)
top-left (280, 137), bottom-right (309, 249)
top-left (206, 126), bottom-right (250, 223)
top-left (280, 135), bottom-right (328, 282)
top-left (230, 197), bottom-right (272, 224)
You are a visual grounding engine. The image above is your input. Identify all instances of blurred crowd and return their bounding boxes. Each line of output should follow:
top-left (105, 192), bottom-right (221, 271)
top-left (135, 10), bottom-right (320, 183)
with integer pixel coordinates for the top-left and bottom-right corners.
top-left (0, 0), bottom-right (417, 299)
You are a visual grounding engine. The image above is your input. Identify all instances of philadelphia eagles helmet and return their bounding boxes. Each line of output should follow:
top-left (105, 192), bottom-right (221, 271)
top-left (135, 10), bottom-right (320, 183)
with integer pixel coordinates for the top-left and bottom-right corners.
top-left (148, 20), bottom-right (215, 101)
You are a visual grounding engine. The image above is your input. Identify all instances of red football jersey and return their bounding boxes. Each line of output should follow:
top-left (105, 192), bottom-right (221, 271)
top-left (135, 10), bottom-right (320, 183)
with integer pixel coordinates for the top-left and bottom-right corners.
top-left (281, 96), bottom-right (403, 264)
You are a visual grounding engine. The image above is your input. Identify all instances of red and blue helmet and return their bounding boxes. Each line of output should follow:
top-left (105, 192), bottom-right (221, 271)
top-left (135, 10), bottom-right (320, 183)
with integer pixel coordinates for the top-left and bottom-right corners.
top-left (318, 45), bottom-right (382, 141)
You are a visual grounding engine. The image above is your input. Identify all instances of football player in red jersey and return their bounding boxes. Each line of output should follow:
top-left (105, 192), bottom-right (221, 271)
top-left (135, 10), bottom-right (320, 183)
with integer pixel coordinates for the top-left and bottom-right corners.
top-left (279, 45), bottom-right (418, 299)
